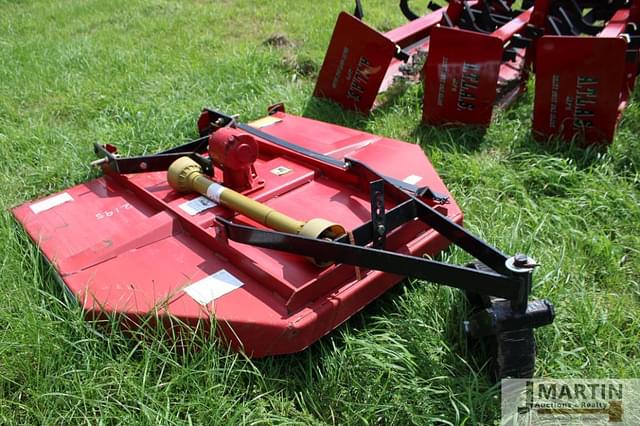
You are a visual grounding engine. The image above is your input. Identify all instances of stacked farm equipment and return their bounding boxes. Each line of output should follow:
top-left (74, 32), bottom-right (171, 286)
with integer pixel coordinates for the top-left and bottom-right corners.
top-left (422, 0), bottom-right (552, 125)
top-left (314, 0), bottom-right (639, 145)
top-left (313, 0), bottom-right (480, 112)
top-left (532, 0), bottom-right (640, 144)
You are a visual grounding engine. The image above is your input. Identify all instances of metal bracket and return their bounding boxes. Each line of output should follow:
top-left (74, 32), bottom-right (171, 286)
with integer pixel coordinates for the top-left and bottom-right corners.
top-left (370, 180), bottom-right (386, 249)
top-left (92, 137), bottom-right (213, 176)
top-left (394, 47), bottom-right (411, 62)
top-left (197, 108), bottom-right (237, 137)
top-left (464, 299), bottom-right (555, 337)
top-left (354, 0), bottom-right (364, 20)
top-left (267, 102), bottom-right (286, 115)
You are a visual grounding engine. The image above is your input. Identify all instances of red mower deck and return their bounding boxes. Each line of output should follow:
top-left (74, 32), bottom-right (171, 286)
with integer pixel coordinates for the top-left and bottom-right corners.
top-left (12, 105), bottom-right (554, 378)
top-left (12, 109), bottom-right (463, 356)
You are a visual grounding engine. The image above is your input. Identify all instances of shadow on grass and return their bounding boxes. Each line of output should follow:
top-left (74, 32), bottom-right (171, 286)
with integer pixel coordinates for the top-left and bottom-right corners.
top-left (301, 97), bottom-right (371, 130)
top-left (249, 270), bottom-right (498, 392)
top-left (411, 123), bottom-right (488, 154)
top-left (512, 133), bottom-right (609, 170)
top-left (301, 92), bottom-right (492, 155)
top-left (302, 84), bottom-right (629, 177)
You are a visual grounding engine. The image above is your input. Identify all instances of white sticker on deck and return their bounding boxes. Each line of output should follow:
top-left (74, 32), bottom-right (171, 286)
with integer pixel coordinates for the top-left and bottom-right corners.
top-left (184, 269), bottom-right (244, 305)
top-left (30, 192), bottom-right (73, 214)
top-left (270, 166), bottom-right (292, 176)
top-left (178, 196), bottom-right (217, 216)
top-left (403, 174), bottom-right (422, 185)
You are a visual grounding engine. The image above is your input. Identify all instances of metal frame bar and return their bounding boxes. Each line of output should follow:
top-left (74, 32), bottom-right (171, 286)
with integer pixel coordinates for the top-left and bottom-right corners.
top-left (218, 159), bottom-right (534, 311)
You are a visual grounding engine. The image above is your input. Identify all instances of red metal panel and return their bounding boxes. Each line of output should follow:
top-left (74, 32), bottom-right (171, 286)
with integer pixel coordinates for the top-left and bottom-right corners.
top-left (313, 12), bottom-right (397, 112)
top-left (421, 5), bottom-right (541, 127)
top-left (313, 2), bottom-right (484, 112)
top-left (422, 27), bottom-right (505, 126)
top-left (532, 36), bottom-right (627, 145)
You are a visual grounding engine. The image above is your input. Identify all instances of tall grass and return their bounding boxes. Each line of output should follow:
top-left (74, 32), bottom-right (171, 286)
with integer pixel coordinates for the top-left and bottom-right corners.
top-left (1, 0), bottom-right (639, 424)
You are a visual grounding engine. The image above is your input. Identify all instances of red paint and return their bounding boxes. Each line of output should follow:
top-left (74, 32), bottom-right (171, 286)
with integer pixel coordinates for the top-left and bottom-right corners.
top-left (532, 7), bottom-right (639, 145)
top-left (313, 2), bottom-right (479, 113)
top-left (208, 127), bottom-right (259, 192)
top-left (532, 37), bottom-right (628, 145)
top-left (12, 111), bottom-right (462, 357)
top-left (313, 12), bottom-right (400, 112)
top-left (422, 4), bottom-right (548, 126)
top-left (422, 27), bottom-right (506, 126)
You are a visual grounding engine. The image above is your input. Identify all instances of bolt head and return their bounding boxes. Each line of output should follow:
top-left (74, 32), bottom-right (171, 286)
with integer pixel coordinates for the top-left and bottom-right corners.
top-left (514, 253), bottom-right (529, 267)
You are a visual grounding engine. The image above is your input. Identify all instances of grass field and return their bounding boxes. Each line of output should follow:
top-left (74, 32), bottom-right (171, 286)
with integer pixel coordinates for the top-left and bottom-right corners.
top-left (1, 0), bottom-right (639, 424)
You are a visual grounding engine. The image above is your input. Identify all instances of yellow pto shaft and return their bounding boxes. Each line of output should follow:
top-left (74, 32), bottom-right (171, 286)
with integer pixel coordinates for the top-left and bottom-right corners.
top-left (167, 157), bottom-right (345, 241)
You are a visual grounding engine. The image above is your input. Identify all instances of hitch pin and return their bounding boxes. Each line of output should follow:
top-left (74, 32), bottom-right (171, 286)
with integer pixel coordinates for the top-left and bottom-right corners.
top-left (90, 154), bottom-right (119, 167)
top-left (507, 253), bottom-right (540, 271)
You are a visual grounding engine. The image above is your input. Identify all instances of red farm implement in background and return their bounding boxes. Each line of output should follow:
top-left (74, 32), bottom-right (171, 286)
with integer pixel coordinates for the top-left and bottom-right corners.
top-left (532, 0), bottom-right (640, 145)
top-left (422, 0), bottom-right (552, 126)
top-left (12, 105), bottom-right (554, 379)
top-left (312, 0), bottom-right (638, 145)
top-left (313, 0), bottom-right (484, 113)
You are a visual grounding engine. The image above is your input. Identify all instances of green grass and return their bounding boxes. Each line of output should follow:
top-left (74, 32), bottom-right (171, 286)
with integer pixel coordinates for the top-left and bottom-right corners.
top-left (1, 0), bottom-right (639, 424)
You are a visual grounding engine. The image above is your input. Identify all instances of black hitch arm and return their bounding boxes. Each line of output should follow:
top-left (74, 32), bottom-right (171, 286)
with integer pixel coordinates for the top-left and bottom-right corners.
top-left (217, 163), bottom-right (555, 335)
top-left (218, 216), bottom-right (523, 301)
top-left (218, 159), bottom-right (543, 315)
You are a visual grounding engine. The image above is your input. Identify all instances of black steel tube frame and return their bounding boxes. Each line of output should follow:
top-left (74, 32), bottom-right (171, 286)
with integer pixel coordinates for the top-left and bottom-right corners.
top-left (218, 158), bottom-right (534, 312)
top-left (548, 0), bottom-right (631, 36)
